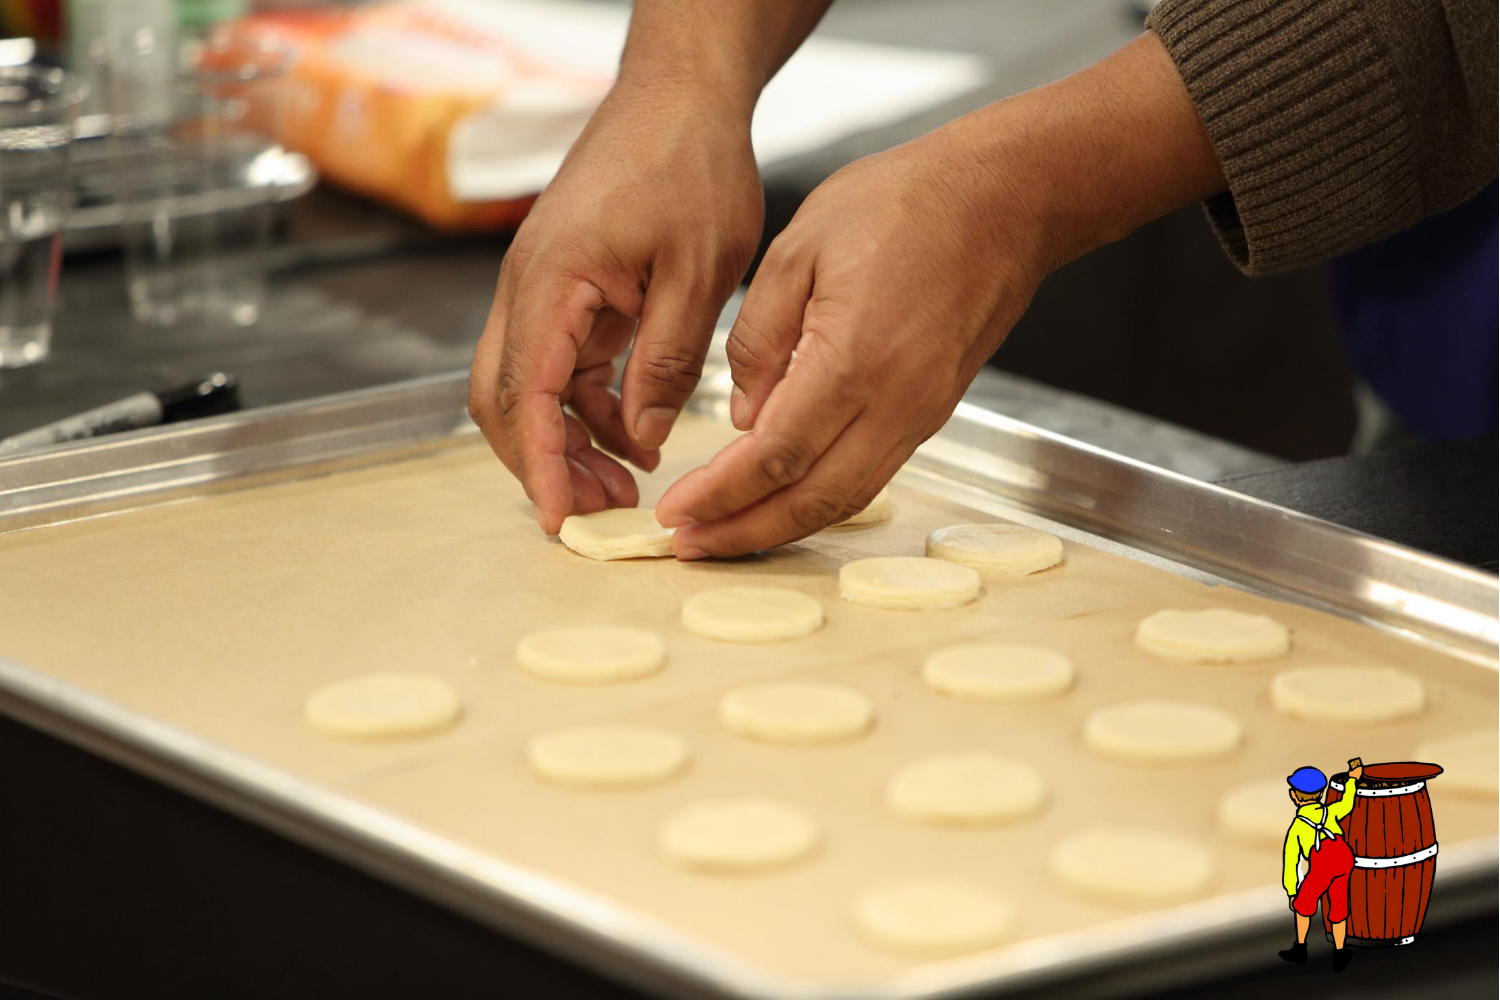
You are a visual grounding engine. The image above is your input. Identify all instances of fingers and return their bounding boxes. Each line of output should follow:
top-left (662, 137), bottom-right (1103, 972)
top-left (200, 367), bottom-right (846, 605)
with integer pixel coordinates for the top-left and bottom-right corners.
top-left (724, 252), bottom-right (810, 430)
top-left (469, 275), bottom-right (518, 472)
top-left (498, 274), bottom-right (608, 533)
top-left (567, 362), bottom-right (660, 472)
top-left (670, 418), bottom-right (893, 559)
top-left (620, 268), bottom-right (721, 452)
top-left (655, 343), bottom-right (862, 529)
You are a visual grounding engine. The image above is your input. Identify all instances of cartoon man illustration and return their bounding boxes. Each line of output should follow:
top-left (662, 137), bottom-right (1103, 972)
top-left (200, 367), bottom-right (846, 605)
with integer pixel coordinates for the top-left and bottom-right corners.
top-left (1280, 758), bottom-right (1363, 972)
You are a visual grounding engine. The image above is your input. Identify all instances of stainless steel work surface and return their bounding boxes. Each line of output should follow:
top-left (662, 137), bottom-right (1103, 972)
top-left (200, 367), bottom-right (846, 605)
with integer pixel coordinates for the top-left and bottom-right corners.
top-left (0, 371), bottom-right (1494, 999)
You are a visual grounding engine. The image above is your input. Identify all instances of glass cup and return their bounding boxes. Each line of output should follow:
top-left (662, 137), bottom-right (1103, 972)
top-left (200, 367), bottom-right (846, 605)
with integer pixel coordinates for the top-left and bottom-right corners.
top-left (0, 66), bottom-right (86, 368)
top-left (106, 33), bottom-right (295, 327)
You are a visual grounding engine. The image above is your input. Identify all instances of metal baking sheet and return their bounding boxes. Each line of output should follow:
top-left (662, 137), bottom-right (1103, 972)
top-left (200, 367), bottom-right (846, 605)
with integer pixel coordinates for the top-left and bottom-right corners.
top-left (0, 365), bottom-right (1495, 999)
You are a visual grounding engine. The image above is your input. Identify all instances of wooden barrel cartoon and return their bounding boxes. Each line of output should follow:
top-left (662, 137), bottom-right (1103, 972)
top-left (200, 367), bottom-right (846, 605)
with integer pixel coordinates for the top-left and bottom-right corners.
top-left (1321, 761), bottom-right (1443, 947)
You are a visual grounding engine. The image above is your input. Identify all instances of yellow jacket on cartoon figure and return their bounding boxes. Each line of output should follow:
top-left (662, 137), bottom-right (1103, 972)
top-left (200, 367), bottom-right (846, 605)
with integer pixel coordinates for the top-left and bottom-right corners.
top-left (1282, 777), bottom-right (1358, 896)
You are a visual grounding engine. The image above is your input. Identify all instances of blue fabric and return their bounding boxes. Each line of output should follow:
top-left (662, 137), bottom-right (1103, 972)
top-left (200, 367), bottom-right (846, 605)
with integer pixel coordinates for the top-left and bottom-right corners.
top-left (1288, 766), bottom-right (1328, 793)
top-left (1324, 183), bottom-right (1498, 441)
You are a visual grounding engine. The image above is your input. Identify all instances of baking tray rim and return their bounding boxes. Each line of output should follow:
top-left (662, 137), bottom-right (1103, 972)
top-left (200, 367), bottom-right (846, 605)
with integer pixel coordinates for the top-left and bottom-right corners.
top-left (1, 370), bottom-right (1496, 999)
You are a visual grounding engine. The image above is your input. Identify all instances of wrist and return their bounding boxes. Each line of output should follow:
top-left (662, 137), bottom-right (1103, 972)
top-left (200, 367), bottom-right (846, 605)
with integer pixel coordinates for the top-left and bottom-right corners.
top-left (950, 31), bottom-right (1225, 276)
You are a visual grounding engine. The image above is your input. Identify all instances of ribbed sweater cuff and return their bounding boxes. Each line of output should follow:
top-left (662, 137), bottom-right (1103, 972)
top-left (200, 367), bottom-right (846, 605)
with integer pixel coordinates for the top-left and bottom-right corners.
top-left (1148, 0), bottom-right (1422, 274)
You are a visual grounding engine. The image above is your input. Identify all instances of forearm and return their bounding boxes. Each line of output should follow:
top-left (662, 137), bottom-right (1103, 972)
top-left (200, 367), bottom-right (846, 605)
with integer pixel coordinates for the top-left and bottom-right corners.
top-left (920, 31), bottom-right (1225, 278)
top-left (616, 0), bottom-right (836, 118)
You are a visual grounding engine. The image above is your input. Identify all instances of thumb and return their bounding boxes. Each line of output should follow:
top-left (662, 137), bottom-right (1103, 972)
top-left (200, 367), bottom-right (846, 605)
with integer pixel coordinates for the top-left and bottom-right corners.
top-left (620, 270), bottom-right (722, 451)
top-left (723, 253), bottom-right (810, 431)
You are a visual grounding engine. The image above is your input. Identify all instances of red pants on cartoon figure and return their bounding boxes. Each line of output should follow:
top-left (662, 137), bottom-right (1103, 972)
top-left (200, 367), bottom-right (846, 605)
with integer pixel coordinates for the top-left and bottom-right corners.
top-left (1293, 836), bottom-right (1355, 921)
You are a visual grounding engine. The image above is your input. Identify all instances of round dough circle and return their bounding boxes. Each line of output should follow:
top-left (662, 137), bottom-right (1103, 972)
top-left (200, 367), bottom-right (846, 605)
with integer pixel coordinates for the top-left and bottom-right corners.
top-left (658, 798), bottom-right (820, 873)
top-left (515, 625), bottom-right (665, 684)
top-left (922, 643), bottom-right (1075, 702)
top-left (839, 557), bottom-right (981, 611)
top-left (720, 681), bottom-right (873, 744)
top-left (1417, 730), bottom-right (1498, 797)
top-left (681, 586), bottom-right (823, 643)
top-left (527, 725), bottom-right (689, 789)
top-left (558, 507), bottom-right (674, 560)
top-left (852, 878), bottom-right (1013, 957)
top-left (925, 523), bottom-right (1063, 577)
top-left (1270, 666), bottom-right (1425, 724)
top-left (886, 753), bottom-right (1047, 825)
top-left (1218, 778), bottom-right (1298, 845)
top-left (1134, 608), bottom-right (1289, 663)
top-left (1051, 825), bottom-right (1214, 902)
top-left (1084, 700), bottom-right (1242, 764)
top-left (304, 673), bottom-right (460, 740)
top-left (838, 486), bottom-right (892, 527)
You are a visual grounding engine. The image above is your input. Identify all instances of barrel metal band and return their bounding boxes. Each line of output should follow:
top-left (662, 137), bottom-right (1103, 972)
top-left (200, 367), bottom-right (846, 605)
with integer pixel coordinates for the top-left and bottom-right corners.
top-left (1328, 780), bottom-right (1425, 797)
top-left (1353, 843), bottom-right (1438, 869)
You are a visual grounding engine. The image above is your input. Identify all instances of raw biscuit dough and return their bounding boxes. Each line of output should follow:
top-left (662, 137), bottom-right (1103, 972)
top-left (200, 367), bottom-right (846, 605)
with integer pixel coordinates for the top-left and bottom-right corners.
top-left (304, 673), bottom-right (460, 740)
top-left (925, 523), bottom-right (1063, 577)
top-left (658, 798), bottom-right (820, 873)
top-left (1417, 729), bottom-right (1498, 797)
top-left (681, 586), bottom-right (823, 642)
top-left (1134, 608), bottom-right (1290, 663)
top-left (922, 643), bottom-right (1075, 701)
top-left (1083, 699), bottom-right (1242, 764)
top-left (838, 557), bottom-right (981, 611)
top-left (526, 725), bottom-right (689, 789)
top-left (1050, 825), bottom-right (1214, 902)
top-left (851, 878), bottom-right (1013, 957)
top-left (1218, 778), bottom-right (1298, 845)
top-left (719, 681), bottom-right (873, 744)
top-left (558, 507), bottom-right (674, 560)
top-left (515, 625), bottom-right (665, 684)
top-left (886, 753), bottom-right (1047, 825)
top-left (1270, 666), bottom-right (1424, 724)
top-left (837, 486), bottom-right (892, 527)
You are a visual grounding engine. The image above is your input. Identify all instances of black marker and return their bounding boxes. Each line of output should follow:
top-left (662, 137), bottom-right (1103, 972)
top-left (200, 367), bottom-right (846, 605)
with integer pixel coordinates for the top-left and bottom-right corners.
top-left (0, 373), bottom-right (239, 453)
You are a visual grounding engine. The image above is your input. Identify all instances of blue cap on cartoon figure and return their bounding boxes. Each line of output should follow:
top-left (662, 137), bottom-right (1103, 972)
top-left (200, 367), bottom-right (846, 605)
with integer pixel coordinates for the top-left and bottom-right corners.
top-left (1287, 766), bottom-right (1327, 793)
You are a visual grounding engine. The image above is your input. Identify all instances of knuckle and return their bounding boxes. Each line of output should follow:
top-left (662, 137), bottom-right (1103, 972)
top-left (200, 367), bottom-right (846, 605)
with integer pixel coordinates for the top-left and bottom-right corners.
top-left (755, 436), bottom-right (815, 490)
top-left (786, 484), bottom-right (848, 533)
top-left (725, 317), bottom-right (775, 375)
top-left (635, 348), bottom-right (703, 397)
top-left (496, 369), bottom-right (526, 421)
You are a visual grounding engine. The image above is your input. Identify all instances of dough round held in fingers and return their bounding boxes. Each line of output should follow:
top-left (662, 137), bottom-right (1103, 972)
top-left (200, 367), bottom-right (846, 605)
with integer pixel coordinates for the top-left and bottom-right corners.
top-left (1050, 825), bottom-right (1214, 902)
top-left (515, 625), bottom-right (665, 684)
top-left (1083, 699), bottom-right (1242, 764)
top-left (1270, 666), bottom-right (1425, 725)
top-left (305, 673), bottom-right (460, 740)
top-left (922, 643), bottom-right (1075, 701)
top-left (852, 878), bottom-right (1014, 957)
top-left (886, 753), bottom-right (1047, 825)
top-left (838, 557), bottom-right (981, 611)
top-left (925, 523), bottom-right (1063, 577)
top-left (1416, 730), bottom-right (1498, 797)
top-left (658, 798), bottom-right (821, 873)
top-left (1134, 608), bottom-right (1290, 664)
top-left (681, 586), bottom-right (824, 642)
top-left (558, 507), bottom-right (674, 560)
top-left (527, 725), bottom-right (689, 789)
top-left (837, 486), bottom-right (892, 527)
top-left (719, 681), bottom-right (874, 744)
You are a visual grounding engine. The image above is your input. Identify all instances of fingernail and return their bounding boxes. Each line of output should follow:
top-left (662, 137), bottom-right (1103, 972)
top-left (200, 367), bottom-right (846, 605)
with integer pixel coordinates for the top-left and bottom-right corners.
top-left (634, 406), bottom-right (677, 451)
top-left (729, 385), bottom-right (748, 428)
top-left (657, 509), bottom-right (694, 528)
top-left (675, 545), bottom-right (710, 561)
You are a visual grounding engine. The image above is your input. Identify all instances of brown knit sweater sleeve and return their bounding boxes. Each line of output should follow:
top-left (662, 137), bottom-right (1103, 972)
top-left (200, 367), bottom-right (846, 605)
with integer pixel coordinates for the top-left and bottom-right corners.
top-left (1147, 0), bottom-right (1498, 275)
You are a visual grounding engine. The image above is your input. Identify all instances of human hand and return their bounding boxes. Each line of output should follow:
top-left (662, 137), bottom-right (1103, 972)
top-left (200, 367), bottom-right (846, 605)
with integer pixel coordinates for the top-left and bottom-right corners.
top-left (652, 30), bottom-right (1223, 558)
top-left (654, 123), bottom-right (1049, 557)
top-left (469, 80), bottom-right (764, 532)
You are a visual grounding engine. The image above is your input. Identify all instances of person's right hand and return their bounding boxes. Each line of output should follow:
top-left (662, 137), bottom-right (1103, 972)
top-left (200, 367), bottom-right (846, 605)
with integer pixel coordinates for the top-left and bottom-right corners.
top-left (469, 80), bottom-right (764, 533)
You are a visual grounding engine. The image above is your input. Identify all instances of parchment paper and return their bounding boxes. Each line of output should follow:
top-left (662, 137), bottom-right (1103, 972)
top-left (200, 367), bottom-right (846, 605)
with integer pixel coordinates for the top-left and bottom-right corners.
top-left (0, 416), bottom-right (1493, 986)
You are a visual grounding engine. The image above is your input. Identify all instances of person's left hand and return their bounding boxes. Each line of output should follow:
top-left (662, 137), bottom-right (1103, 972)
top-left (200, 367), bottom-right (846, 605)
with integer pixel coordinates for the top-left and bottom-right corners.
top-left (654, 123), bottom-right (1052, 557)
